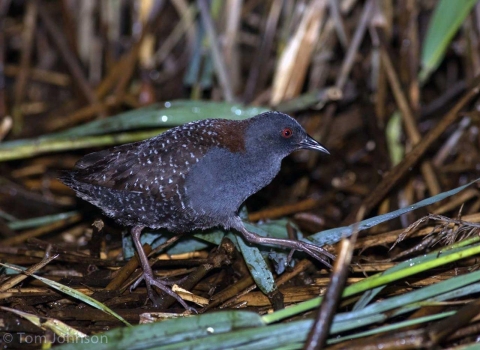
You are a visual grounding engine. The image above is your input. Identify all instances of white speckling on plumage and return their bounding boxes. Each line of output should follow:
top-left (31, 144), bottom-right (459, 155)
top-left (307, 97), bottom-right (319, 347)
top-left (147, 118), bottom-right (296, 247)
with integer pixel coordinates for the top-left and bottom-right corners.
top-left (59, 112), bottom-right (327, 234)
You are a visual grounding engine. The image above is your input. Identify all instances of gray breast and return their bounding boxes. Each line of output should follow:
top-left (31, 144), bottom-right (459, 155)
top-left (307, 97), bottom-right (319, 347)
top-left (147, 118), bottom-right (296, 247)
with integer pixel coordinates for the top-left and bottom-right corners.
top-left (184, 147), bottom-right (282, 226)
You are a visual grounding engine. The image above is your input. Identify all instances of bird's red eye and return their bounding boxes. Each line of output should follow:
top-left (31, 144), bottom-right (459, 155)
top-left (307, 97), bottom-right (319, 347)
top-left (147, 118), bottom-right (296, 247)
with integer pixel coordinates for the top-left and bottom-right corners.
top-left (281, 128), bottom-right (293, 138)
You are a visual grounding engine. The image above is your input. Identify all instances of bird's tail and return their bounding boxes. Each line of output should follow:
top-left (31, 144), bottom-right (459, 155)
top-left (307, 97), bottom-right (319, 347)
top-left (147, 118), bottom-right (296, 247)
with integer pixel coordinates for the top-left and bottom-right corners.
top-left (57, 170), bottom-right (76, 188)
top-left (57, 170), bottom-right (136, 222)
top-left (57, 170), bottom-right (104, 206)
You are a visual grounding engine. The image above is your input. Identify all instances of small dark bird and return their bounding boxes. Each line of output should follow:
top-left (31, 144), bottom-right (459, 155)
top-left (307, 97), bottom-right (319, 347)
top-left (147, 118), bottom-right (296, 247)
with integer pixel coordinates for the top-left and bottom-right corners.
top-left (59, 111), bottom-right (332, 309)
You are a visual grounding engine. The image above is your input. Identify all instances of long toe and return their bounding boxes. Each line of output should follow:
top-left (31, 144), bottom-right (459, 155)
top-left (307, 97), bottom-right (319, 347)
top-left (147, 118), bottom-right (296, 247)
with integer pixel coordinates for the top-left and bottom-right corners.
top-left (130, 274), bottom-right (145, 292)
top-left (130, 270), bottom-right (162, 307)
top-left (144, 273), bottom-right (193, 311)
top-left (307, 242), bottom-right (336, 261)
top-left (302, 242), bottom-right (335, 267)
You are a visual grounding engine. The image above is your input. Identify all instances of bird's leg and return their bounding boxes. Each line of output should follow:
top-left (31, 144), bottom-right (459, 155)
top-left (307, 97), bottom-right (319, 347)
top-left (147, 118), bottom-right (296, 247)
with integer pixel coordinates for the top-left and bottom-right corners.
top-left (231, 219), bottom-right (334, 267)
top-left (129, 233), bottom-right (184, 291)
top-left (130, 226), bottom-right (156, 303)
top-left (130, 226), bottom-right (193, 311)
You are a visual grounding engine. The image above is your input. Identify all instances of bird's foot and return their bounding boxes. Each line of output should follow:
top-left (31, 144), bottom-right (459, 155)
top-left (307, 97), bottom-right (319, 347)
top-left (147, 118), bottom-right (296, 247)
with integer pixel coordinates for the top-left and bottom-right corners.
top-left (131, 270), bottom-right (196, 312)
top-left (291, 240), bottom-right (335, 268)
top-left (234, 221), bottom-right (335, 267)
top-left (129, 226), bottom-right (196, 312)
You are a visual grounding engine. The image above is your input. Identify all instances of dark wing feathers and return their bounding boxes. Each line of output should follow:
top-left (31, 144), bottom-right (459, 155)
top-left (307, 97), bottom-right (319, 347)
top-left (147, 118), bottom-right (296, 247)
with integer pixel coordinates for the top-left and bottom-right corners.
top-left (63, 119), bottom-right (246, 197)
top-left (59, 118), bottom-right (249, 229)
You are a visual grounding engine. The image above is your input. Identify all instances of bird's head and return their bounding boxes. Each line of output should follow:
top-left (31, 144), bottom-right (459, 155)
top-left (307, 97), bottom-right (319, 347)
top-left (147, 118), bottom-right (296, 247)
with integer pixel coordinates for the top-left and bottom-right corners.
top-left (244, 111), bottom-right (329, 157)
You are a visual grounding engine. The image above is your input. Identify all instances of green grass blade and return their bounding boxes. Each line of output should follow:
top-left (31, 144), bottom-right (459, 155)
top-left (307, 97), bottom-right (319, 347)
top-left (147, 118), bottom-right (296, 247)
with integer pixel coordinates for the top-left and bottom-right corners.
top-left (311, 178), bottom-right (480, 246)
top-left (0, 262), bottom-right (131, 327)
top-left (262, 241), bottom-right (480, 324)
top-left (228, 232), bottom-right (276, 294)
top-left (386, 111), bottom-right (404, 166)
top-left (0, 306), bottom-right (87, 340)
top-left (328, 311), bottom-right (455, 345)
top-left (419, 0), bottom-right (478, 83)
top-left (57, 311), bottom-right (264, 350)
top-left (0, 101), bottom-right (268, 162)
top-left (7, 211), bottom-right (79, 230)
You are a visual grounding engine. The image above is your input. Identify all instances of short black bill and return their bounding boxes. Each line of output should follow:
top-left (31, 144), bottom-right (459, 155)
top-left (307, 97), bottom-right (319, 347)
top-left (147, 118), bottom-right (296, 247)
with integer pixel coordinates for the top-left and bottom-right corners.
top-left (299, 135), bottom-right (330, 154)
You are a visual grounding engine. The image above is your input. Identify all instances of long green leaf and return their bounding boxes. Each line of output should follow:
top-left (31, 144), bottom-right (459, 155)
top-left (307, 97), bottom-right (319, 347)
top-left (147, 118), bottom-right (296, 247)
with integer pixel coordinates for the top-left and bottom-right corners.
top-left (0, 306), bottom-right (87, 340)
top-left (57, 311), bottom-right (264, 350)
top-left (311, 178), bottom-right (480, 246)
top-left (0, 262), bottom-right (131, 327)
top-left (262, 241), bottom-right (480, 324)
top-left (419, 0), bottom-right (478, 83)
top-left (0, 101), bottom-right (268, 162)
